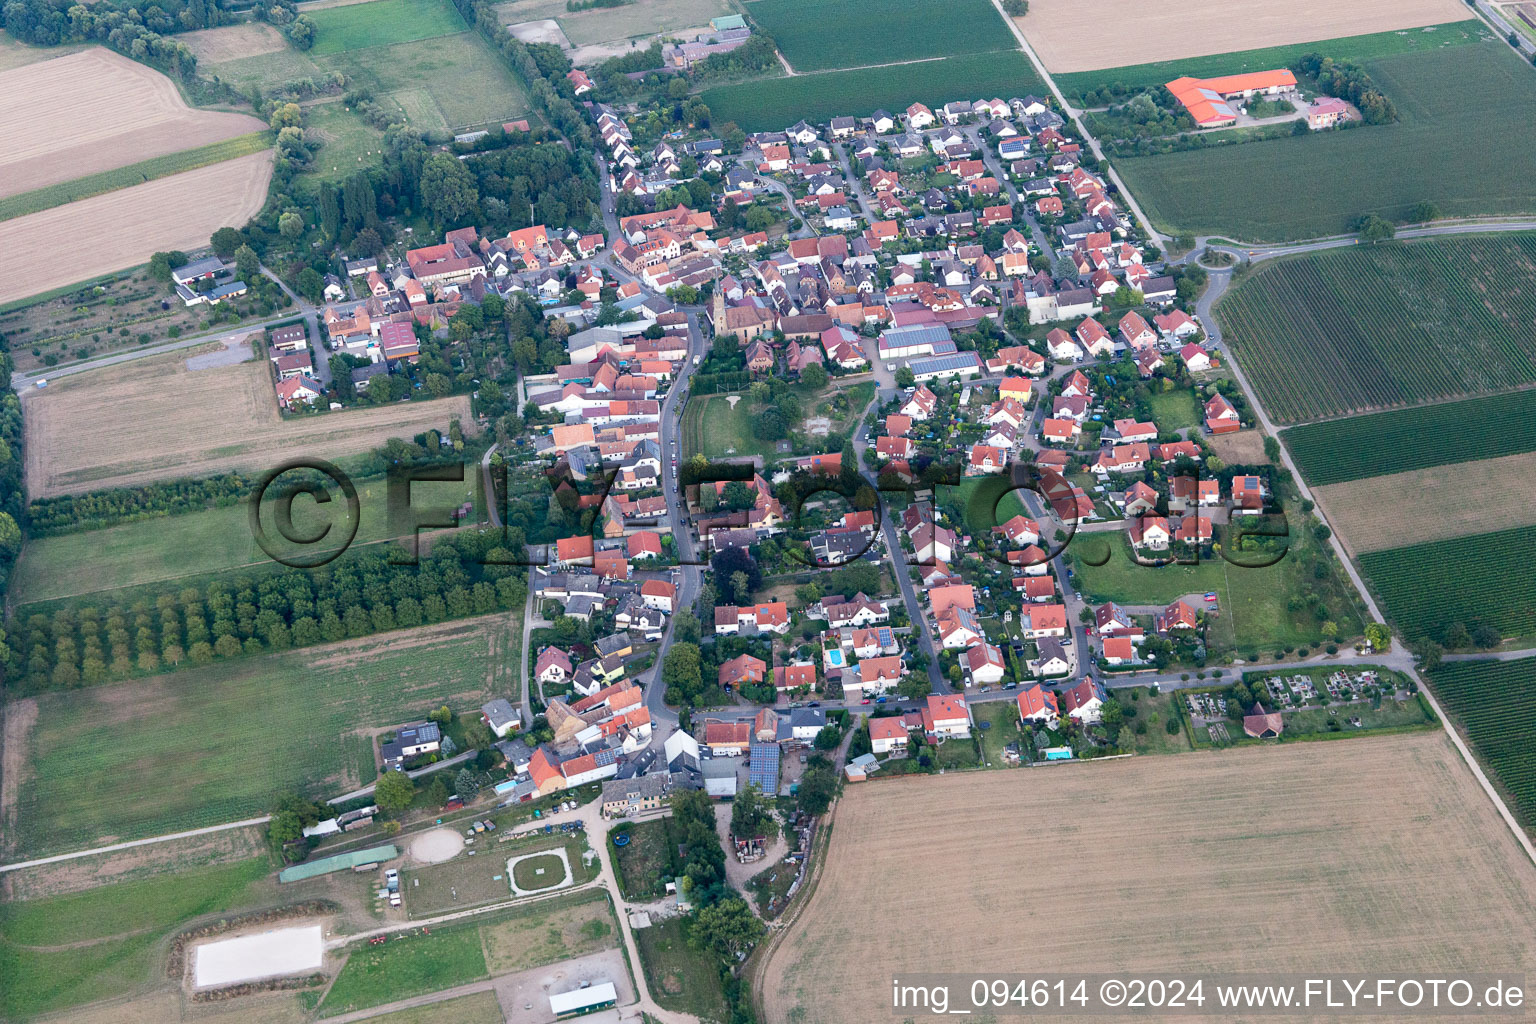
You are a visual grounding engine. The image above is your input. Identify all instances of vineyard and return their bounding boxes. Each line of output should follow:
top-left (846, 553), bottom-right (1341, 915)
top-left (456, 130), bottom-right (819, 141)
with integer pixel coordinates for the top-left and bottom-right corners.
top-left (1358, 523), bottom-right (1536, 644)
top-left (1284, 389), bottom-right (1536, 486)
top-left (1430, 656), bottom-right (1536, 831)
top-left (744, 0), bottom-right (1012, 72)
top-left (1218, 232), bottom-right (1536, 423)
top-left (1116, 42), bottom-right (1536, 240)
top-left (701, 50), bottom-right (1045, 133)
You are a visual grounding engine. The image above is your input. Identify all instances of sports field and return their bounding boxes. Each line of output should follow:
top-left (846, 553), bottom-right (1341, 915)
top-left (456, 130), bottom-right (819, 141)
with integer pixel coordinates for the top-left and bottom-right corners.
top-left (702, 50), bottom-right (1045, 133)
top-left (1116, 41), bottom-right (1536, 240)
top-left (1217, 234), bottom-right (1536, 423)
top-left (1, 615), bottom-right (515, 857)
top-left (0, 48), bottom-right (265, 199)
top-left (21, 347), bottom-right (471, 498)
top-left (307, 0), bottom-right (467, 54)
top-left (1359, 525), bottom-right (1536, 645)
top-left (1284, 388), bottom-right (1536, 486)
top-left (319, 31), bottom-right (532, 130)
top-left (1021, 0), bottom-right (1470, 73)
top-left (1053, 20), bottom-right (1484, 101)
top-left (1431, 657), bottom-right (1536, 832)
top-left (0, 151), bottom-right (274, 305)
top-left (758, 733), bottom-right (1536, 1024)
top-left (744, 0), bottom-right (1013, 73)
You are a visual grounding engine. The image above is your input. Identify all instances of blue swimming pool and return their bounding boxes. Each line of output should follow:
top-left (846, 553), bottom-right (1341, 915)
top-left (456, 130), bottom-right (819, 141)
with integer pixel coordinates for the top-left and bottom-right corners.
top-left (825, 648), bottom-right (845, 667)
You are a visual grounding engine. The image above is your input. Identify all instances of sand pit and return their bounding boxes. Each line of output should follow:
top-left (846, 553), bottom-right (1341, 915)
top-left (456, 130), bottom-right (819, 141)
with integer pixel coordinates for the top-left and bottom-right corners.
top-left (193, 924), bottom-right (324, 988)
top-left (409, 827), bottom-right (466, 864)
top-left (508, 18), bottom-right (573, 47)
top-left (1020, 0), bottom-right (1471, 73)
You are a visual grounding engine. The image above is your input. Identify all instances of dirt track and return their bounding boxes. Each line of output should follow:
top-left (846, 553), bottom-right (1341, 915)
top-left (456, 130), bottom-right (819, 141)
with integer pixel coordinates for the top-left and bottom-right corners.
top-left (0, 47), bottom-right (264, 198)
top-left (761, 733), bottom-right (1536, 1024)
top-left (1020, 0), bottom-right (1470, 72)
top-left (0, 150), bottom-right (275, 305)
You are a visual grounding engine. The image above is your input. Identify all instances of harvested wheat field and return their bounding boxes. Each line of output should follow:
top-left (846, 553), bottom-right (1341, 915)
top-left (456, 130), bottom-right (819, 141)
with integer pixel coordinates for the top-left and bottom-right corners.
top-left (1021, 0), bottom-right (1468, 72)
top-left (179, 22), bottom-right (292, 63)
top-left (22, 346), bottom-right (472, 497)
top-left (1316, 452), bottom-right (1536, 555)
top-left (0, 48), bottom-right (264, 199)
top-left (760, 733), bottom-right (1536, 1024)
top-left (0, 151), bottom-right (274, 304)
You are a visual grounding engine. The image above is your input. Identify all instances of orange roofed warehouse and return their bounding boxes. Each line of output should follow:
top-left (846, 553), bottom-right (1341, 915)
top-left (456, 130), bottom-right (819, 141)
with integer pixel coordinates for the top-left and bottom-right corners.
top-left (1165, 70), bottom-right (1297, 127)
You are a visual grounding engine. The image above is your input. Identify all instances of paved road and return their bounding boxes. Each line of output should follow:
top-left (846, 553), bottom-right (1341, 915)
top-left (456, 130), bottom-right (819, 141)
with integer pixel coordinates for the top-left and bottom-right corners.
top-left (960, 124), bottom-right (1056, 262)
top-left (261, 267), bottom-right (330, 387)
top-left (1184, 218), bottom-right (1536, 266)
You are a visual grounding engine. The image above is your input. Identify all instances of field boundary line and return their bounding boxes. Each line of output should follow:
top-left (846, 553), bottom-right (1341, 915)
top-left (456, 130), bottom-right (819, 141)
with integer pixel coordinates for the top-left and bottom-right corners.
top-left (0, 816), bottom-right (272, 873)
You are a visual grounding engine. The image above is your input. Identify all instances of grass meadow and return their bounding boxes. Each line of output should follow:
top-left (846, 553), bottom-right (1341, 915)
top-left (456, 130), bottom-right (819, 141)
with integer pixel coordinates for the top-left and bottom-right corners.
top-left (302, 98), bottom-right (387, 181)
top-left (204, 45), bottom-right (323, 92)
top-left (1115, 40), bottom-right (1536, 240)
top-left (0, 857), bottom-right (273, 1019)
top-left (318, 31), bottom-right (532, 130)
top-left (702, 50), bottom-right (1045, 133)
top-left (1217, 233), bottom-right (1536, 423)
top-left (635, 916), bottom-right (730, 1021)
top-left (307, 0), bottom-right (467, 54)
top-left (7, 614), bottom-right (514, 857)
top-left (1284, 388), bottom-right (1536, 486)
top-left (1430, 656), bottom-right (1536, 831)
top-left (1069, 531), bottom-right (1362, 655)
top-left (1359, 524), bottom-right (1536, 645)
top-left (11, 475), bottom-right (476, 607)
top-left (744, 0), bottom-right (1014, 72)
top-left (1053, 20), bottom-right (1485, 101)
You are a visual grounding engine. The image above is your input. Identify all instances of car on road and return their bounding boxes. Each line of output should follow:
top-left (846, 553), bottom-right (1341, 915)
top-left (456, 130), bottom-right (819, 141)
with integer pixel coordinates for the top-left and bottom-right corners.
top-left (807, 701), bottom-right (820, 707)
top-left (875, 696), bottom-right (887, 704)
top-left (860, 698), bottom-right (871, 704)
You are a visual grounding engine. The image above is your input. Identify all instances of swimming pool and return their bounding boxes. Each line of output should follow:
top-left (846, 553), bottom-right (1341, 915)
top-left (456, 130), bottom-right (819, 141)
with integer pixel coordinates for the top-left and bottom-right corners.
top-left (825, 648), bottom-right (845, 668)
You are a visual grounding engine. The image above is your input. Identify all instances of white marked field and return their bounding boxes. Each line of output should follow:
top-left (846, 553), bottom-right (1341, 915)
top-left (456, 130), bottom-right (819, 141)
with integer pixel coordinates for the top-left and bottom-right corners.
top-left (193, 924), bottom-right (324, 987)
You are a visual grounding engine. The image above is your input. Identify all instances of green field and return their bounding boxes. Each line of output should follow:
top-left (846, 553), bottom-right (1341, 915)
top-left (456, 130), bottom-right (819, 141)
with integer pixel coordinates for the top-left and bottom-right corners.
top-left (512, 851), bottom-right (568, 890)
top-left (744, 0), bottom-right (1013, 72)
top-left (1429, 657), bottom-right (1536, 830)
top-left (493, 0), bottom-right (733, 45)
top-left (1284, 389), bottom-right (1536, 486)
top-left (0, 858), bottom-right (273, 1020)
top-left (302, 98), bottom-right (387, 181)
top-left (320, 920), bottom-right (488, 1017)
top-left (317, 31), bottom-right (532, 130)
top-left (1116, 40), bottom-right (1536, 241)
top-left (1217, 233), bottom-right (1536, 423)
top-left (1070, 531), bottom-right (1362, 654)
top-left (8, 614), bottom-right (512, 857)
top-left (680, 393), bottom-right (780, 461)
top-left (12, 476), bottom-right (475, 607)
top-left (954, 476), bottom-right (1027, 539)
top-left (1053, 20), bottom-right (1485, 101)
top-left (634, 916), bottom-right (729, 1021)
top-left (612, 817), bottom-right (677, 899)
top-left (205, 46), bottom-right (323, 92)
top-left (0, 133), bottom-right (271, 222)
top-left (307, 0), bottom-right (467, 54)
top-left (358, 991), bottom-right (505, 1024)
top-left (702, 50), bottom-right (1045, 132)
top-left (1360, 524), bottom-right (1536, 645)
top-left (1147, 389), bottom-right (1201, 432)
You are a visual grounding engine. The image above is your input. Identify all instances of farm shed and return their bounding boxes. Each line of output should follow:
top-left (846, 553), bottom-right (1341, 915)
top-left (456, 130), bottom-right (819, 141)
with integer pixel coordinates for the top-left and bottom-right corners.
top-left (278, 844), bottom-right (398, 883)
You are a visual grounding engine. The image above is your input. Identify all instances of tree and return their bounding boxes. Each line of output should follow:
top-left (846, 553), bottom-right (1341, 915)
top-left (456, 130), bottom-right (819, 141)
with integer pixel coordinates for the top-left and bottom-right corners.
top-left (894, 366), bottom-right (916, 389)
top-left (1409, 200), bottom-right (1441, 223)
top-left (797, 755), bottom-right (838, 815)
top-left (420, 153), bottom-right (480, 227)
top-left (374, 769), bottom-right (415, 814)
top-left (234, 244), bottom-right (260, 282)
top-left (1364, 622), bottom-right (1391, 651)
top-left (692, 896), bottom-right (765, 960)
top-left (454, 767), bottom-right (480, 802)
top-left (799, 363), bottom-right (828, 389)
top-left (1354, 213), bottom-right (1395, 243)
top-left (210, 227), bottom-right (244, 259)
top-left (278, 211), bottom-right (305, 239)
top-left (149, 251), bottom-right (186, 282)
top-left (296, 267), bottom-right (324, 302)
top-left (662, 642), bottom-right (702, 704)
top-left (269, 101), bottom-right (303, 130)
top-left (898, 673), bottom-right (930, 700)
top-left (730, 783), bottom-right (773, 839)
top-left (1411, 638), bottom-right (1444, 672)
top-left (1002, 0), bottom-right (1028, 13)
top-left (813, 724), bottom-right (841, 750)
top-left (425, 777), bottom-right (450, 807)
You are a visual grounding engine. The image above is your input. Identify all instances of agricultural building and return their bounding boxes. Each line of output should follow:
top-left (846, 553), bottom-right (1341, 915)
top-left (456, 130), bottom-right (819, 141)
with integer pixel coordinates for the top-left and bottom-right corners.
top-left (1165, 70), bottom-right (1298, 127)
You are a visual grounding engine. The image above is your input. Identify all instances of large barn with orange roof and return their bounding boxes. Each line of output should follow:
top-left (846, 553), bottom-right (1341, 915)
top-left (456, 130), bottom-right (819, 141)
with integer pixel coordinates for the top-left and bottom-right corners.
top-left (1165, 70), bottom-right (1297, 127)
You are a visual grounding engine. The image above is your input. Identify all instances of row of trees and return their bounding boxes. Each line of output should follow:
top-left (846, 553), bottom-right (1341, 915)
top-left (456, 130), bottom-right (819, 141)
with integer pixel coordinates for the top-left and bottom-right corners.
top-left (7, 531), bottom-right (527, 694)
top-left (0, 334), bottom-right (25, 671)
top-left (0, 0), bottom-right (209, 77)
top-left (1294, 54), bottom-right (1398, 125)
